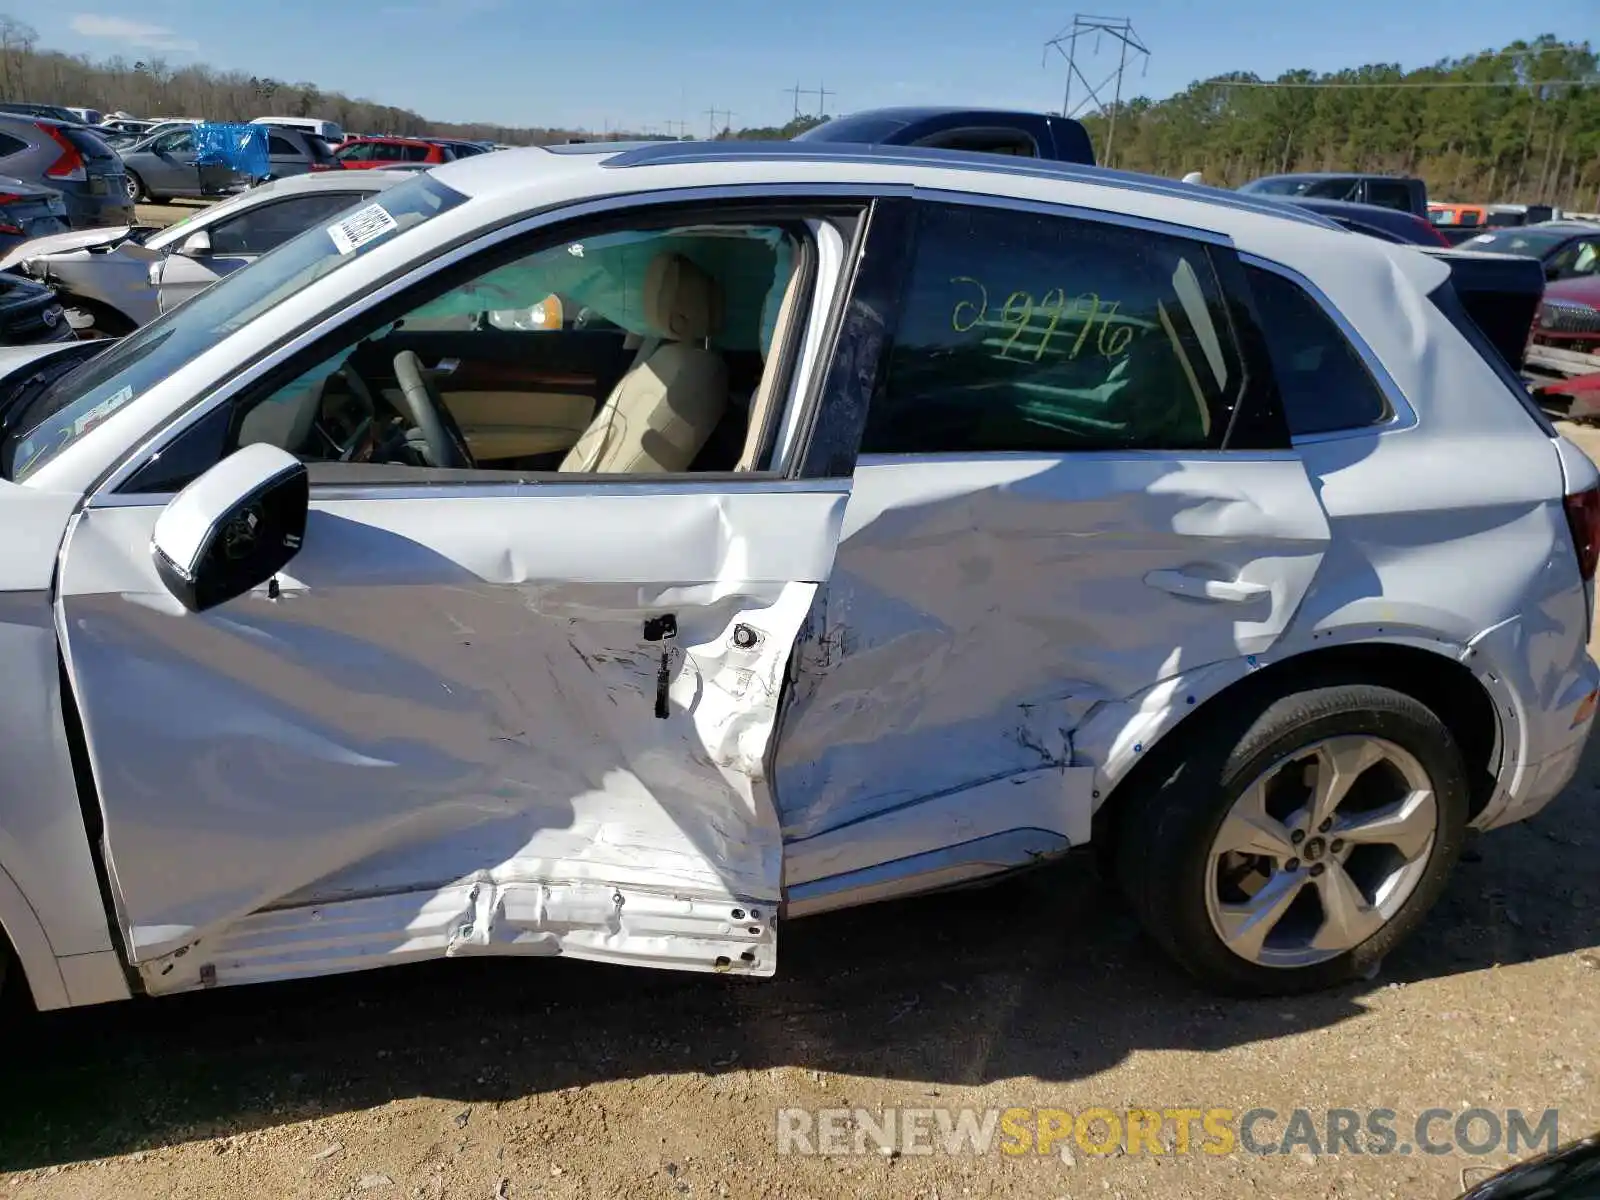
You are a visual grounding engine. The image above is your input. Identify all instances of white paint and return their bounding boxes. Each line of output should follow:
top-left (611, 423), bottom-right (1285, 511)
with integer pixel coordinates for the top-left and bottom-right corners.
top-left (59, 481), bottom-right (846, 978)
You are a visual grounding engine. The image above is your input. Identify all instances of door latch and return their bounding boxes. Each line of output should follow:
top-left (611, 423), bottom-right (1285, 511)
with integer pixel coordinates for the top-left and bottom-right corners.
top-left (644, 614), bottom-right (677, 718)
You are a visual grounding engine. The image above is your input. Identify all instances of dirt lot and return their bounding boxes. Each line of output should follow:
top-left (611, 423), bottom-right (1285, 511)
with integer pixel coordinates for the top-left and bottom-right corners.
top-left (3, 430), bottom-right (1599, 1200)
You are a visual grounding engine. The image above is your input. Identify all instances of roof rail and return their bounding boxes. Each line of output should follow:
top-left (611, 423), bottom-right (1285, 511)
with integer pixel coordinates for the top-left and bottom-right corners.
top-left (600, 140), bottom-right (1341, 230)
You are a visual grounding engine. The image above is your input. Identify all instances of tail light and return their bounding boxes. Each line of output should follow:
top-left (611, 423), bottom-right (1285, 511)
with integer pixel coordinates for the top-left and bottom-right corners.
top-left (1563, 486), bottom-right (1600, 581)
top-left (0, 191), bottom-right (24, 235)
top-left (37, 123), bottom-right (85, 182)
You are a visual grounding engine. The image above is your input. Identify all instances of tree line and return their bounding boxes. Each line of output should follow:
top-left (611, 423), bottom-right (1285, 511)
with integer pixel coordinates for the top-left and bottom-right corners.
top-left (0, 14), bottom-right (1592, 207)
top-left (1070, 35), bottom-right (1599, 208)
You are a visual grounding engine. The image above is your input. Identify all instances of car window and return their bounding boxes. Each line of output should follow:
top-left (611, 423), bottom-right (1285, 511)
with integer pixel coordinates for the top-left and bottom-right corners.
top-left (916, 128), bottom-right (1039, 157)
top-left (1549, 239), bottom-right (1600, 278)
top-left (336, 141), bottom-right (375, 162)
top-left (1300, 178), bottom-right (1362, 201)
top-left (1364, 180), bottom-right (1415, 212)
top-left (208, 192), bottom-right (375, 256)
top-left (862, 202), bottom-right (1245, 455)
top-left (154, 130), bottom-right (194, 154)
top-left (267, 135), bottom-right (301, 157)
top-left (1460, 228), bottom-right (1569, 257)
top-left (400, 143), bottom-right (431, 162)
top-left (118, 218), bottom-right (806, 489)
top-left (6, 173), bottom-right (469, 483)
top-left (1244, 265), bottom-right (1392, 437)
top-left (0, 131), bottom-right (27, 157)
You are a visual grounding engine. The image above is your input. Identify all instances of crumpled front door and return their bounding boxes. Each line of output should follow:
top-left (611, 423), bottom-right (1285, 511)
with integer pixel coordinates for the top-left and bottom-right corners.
top-left (58, 481), bottom-right (847, 993)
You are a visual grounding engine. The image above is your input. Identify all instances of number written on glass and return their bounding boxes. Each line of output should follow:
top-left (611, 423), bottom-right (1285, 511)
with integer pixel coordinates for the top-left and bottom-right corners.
top-left (949, 276), bottom-right (1134, 361)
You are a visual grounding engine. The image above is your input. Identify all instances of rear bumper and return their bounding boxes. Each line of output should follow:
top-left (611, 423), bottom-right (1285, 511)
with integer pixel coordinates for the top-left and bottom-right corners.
top-left (63, 192), bottom-right (134, 230)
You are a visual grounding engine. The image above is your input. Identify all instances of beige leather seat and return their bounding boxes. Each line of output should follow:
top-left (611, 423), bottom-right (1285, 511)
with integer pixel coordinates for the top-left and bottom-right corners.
top-left (559, 252), bottom-right (728, 474)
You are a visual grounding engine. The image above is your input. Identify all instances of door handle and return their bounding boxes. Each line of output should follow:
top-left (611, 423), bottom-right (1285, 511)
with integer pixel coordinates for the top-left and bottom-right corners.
top-left (1144, 569), bottom-right (1271, 604)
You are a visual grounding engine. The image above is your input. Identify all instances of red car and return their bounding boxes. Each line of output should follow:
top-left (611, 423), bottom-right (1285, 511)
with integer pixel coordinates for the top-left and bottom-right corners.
top-left (1527, 271), bottom-right (1600, 381)
top-left (334, 136), bottom-right (454, 169)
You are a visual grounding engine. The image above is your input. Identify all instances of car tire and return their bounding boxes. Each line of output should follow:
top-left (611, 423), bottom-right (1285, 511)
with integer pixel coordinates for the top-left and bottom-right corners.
top-left (1115, 683), bottom-right (1468, 996)
top-left (125, 172), bottom-right (146, 204)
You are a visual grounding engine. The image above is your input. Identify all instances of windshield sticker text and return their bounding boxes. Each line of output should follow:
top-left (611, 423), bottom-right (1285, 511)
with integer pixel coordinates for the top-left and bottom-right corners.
top-left (327, 203), bottom-right (399, 255)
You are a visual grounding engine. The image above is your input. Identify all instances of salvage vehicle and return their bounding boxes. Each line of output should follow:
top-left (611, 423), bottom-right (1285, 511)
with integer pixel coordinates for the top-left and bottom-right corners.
top-left (122, 124), bottom-right (341, 204)
top-left (1459, 221), bottom-right (1600, 283)
top-left (1237, 173), bottom-right (1429, 219)
top-left (1526, 272), bottom-right (1600, 381)
top-left (0, 142), bottom-right (1594, 1014)
top-left (0, 174), bottom-right (71, 253)
top-left (794, 106), bottom-right (1094, 163)
top-left (0, 116), bottom-right (131, 229)
top-left (0, 171), bottom-right (414, 335)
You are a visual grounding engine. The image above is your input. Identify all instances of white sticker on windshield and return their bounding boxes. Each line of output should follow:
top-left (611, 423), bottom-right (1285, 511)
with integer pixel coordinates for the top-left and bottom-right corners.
top-left (327, 203), bottom-right (399, 255)
top-left (72, 385), bottom-right (134, 437)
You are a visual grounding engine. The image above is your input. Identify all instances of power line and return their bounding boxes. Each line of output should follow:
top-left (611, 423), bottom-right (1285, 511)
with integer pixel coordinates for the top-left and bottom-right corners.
top-left (1043, 14), bottom-right (1149, 165)
top-left (704, 106), bottom-right (734, 138)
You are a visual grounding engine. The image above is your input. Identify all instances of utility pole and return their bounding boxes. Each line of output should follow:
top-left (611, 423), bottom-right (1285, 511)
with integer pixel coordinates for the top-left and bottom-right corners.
top-left (664, 118), bottom-right (689, 139)
top-left (704, 107), bottom-right (733, 139)
top-left (785, 82), bottom-right (804, 120)
top-left (810, 82), bottom-right (835, 117)
top-left (1043, 14), bottom-right (1150, 166)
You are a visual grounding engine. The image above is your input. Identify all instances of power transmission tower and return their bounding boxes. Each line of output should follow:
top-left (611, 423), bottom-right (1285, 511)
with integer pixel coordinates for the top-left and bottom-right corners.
top-left (784, 82), bottom-right (805, 120)
top-left (1043, 14), bottom-right (1149, 164)
top-left (704, 107), bottom-right (734, 139)
top-left (809, 82), bottom-right (835, 117)
top-left (664, 118), bottom-right (689, 139)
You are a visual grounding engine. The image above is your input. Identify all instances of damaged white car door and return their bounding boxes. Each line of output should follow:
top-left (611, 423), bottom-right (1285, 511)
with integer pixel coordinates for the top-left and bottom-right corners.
top-left (53, 196), bottom-right (872, 994)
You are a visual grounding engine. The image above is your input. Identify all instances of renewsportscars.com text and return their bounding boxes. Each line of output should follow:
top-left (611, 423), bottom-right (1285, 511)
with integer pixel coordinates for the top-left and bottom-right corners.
top-left (774, 1106), bottom-right (1560, 1159)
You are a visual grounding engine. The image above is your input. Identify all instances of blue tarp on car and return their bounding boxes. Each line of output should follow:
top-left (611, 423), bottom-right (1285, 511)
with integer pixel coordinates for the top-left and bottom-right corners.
top-left (192, 123), bottom-right (270, 181)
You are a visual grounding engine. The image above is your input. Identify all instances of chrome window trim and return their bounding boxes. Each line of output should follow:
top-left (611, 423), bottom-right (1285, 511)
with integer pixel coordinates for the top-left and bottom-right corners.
top-left (88, 474), bottom-right (850, 510)
top-left (911, 186), bottom-right (1234, 248)
top-left (1237, 251), bottom-right (1419, 443)
top-left (93, 181), bottom-right (891, 502)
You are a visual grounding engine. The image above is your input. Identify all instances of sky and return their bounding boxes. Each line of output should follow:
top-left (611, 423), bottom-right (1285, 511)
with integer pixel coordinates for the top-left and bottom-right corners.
top-left (4, 0), bottom-right (1595, 133)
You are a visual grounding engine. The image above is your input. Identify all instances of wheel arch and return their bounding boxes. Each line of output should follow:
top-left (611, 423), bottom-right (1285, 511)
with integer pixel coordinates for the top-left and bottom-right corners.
top-left (1089, 640), bottom-right (1501, 869)
top-left (0, 857), bottom-right (69, 1011)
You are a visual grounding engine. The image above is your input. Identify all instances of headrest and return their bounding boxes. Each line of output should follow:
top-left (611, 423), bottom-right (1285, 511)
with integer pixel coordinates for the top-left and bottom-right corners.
top-left (644, 252), bottom-right (720, 341)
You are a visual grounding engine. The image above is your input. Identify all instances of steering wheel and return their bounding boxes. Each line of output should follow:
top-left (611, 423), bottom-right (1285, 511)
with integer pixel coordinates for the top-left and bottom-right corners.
top-left (391, 350), bottom-right (474, 469)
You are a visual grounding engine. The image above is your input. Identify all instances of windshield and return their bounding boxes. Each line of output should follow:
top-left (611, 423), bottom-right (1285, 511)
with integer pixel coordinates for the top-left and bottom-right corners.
top-left (1459, 228), bottom-right (1569, 257)
top-left (4, 172), bottom-right (468, 482)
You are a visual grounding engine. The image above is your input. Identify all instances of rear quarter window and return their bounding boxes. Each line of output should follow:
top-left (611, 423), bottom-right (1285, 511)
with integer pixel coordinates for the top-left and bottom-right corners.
top-left (1243, 264), bottom-right (1393, 437)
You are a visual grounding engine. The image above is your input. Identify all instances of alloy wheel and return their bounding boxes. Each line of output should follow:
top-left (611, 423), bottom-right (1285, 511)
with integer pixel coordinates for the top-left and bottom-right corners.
top-left (1203, 735), bottom-right (1439, 969)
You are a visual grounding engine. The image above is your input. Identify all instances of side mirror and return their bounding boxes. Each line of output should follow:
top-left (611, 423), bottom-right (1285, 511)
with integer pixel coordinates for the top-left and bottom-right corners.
top-left (151, 443), bottom-right (308, 613)
top-left (179, 229), bottom-right (211, 257)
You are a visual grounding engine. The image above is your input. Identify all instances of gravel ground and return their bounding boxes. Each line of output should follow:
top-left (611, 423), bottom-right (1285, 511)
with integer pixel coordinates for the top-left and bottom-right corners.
top-left (2, 428), bottom-right (1598, 1200)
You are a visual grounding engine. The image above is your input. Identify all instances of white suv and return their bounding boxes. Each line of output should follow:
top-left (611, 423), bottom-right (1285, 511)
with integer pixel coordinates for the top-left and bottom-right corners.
top-left (0, 143), bottom-right (1592, 1011)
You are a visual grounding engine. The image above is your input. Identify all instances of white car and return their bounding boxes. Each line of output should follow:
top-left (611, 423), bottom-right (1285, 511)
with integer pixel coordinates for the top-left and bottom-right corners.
top-left (0, 143), bottom-right (1594, 1012)
top-left (0, 171), bottom-right (415, 334)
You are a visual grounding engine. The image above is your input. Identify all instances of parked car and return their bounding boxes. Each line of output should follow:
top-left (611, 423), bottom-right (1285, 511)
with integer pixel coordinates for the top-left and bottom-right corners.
top-left (251, 115), bottom-right (346, 144)
top-left (1238, 173), bottom-right (1429, 218)
top-left (0, 116), bottom-right (130, 229)
top-left (336, 136), bottom-right (455, 169)
top-left (429, 137), bottom-right (492, 159)
top-left (0, 101), bottom-right (85, 125)
top-left (794, 106), bottom-right (1095, 162)
top-left (1271, 196), bottom-right (1452, 246)
top-left (1431, 203), bottom-right (1564, 246)
top-left (62, 106), bottom-right (104, 127)
top-left (1456, 1133), bottom-right (1600, 1199)
top-left (123, 124), bottom-right (341, 202)
top-left (1525, 272), bottom-right (1600, 380)
top-left (0, 269), bottom-right (70, 344)
top-left (0, 171), bottom-right (412, 333)
top-left (0, 174), bottom-right (71, 252)
top-left (0, 141), bottom-right (1592, 1015)
top-left (1457, 221), bottom-right (1600, 283)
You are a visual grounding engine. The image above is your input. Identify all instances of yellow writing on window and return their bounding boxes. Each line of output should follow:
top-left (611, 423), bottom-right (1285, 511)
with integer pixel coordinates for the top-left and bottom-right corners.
top-left (948, 277), bottom-right (1135, 361)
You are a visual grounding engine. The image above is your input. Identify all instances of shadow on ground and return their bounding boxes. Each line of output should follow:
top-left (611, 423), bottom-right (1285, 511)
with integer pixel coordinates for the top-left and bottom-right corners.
top-left (4, 739), bottom-right (1597, 1171)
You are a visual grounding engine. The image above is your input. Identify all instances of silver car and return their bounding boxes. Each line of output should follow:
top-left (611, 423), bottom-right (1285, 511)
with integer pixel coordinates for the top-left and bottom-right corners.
top-left (122, 124), bottom-right (342, 202)
top-left (0, 171), bottom-right (412, 334)
top-left (0, 115), bottom-right (131, 229)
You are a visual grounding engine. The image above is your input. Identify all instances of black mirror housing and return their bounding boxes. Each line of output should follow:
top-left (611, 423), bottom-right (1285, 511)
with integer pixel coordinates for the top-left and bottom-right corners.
top-left (151, 443), bottom-right (308, 613)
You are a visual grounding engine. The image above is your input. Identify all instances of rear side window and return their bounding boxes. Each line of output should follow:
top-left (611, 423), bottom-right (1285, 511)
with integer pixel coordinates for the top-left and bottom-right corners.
top-left (400, 142), bottom-right (431, 162)
top-left (267, 135), bottom-right (300, 157)
top-left (863, 202), bottom-right (1246, 454)
top-left (0, 131), bottom-right (28, 157)
top-left (1300, 178), bottom-right (1362, 201)
top-left (916, 127), bottom-right (1040, 157)
top-left (1364, 180), bottom-right (1415, 212)
top-left (1243, 265), bottom-right (1392, 437)
top-left (60, 126), bottom-right (116, 160)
